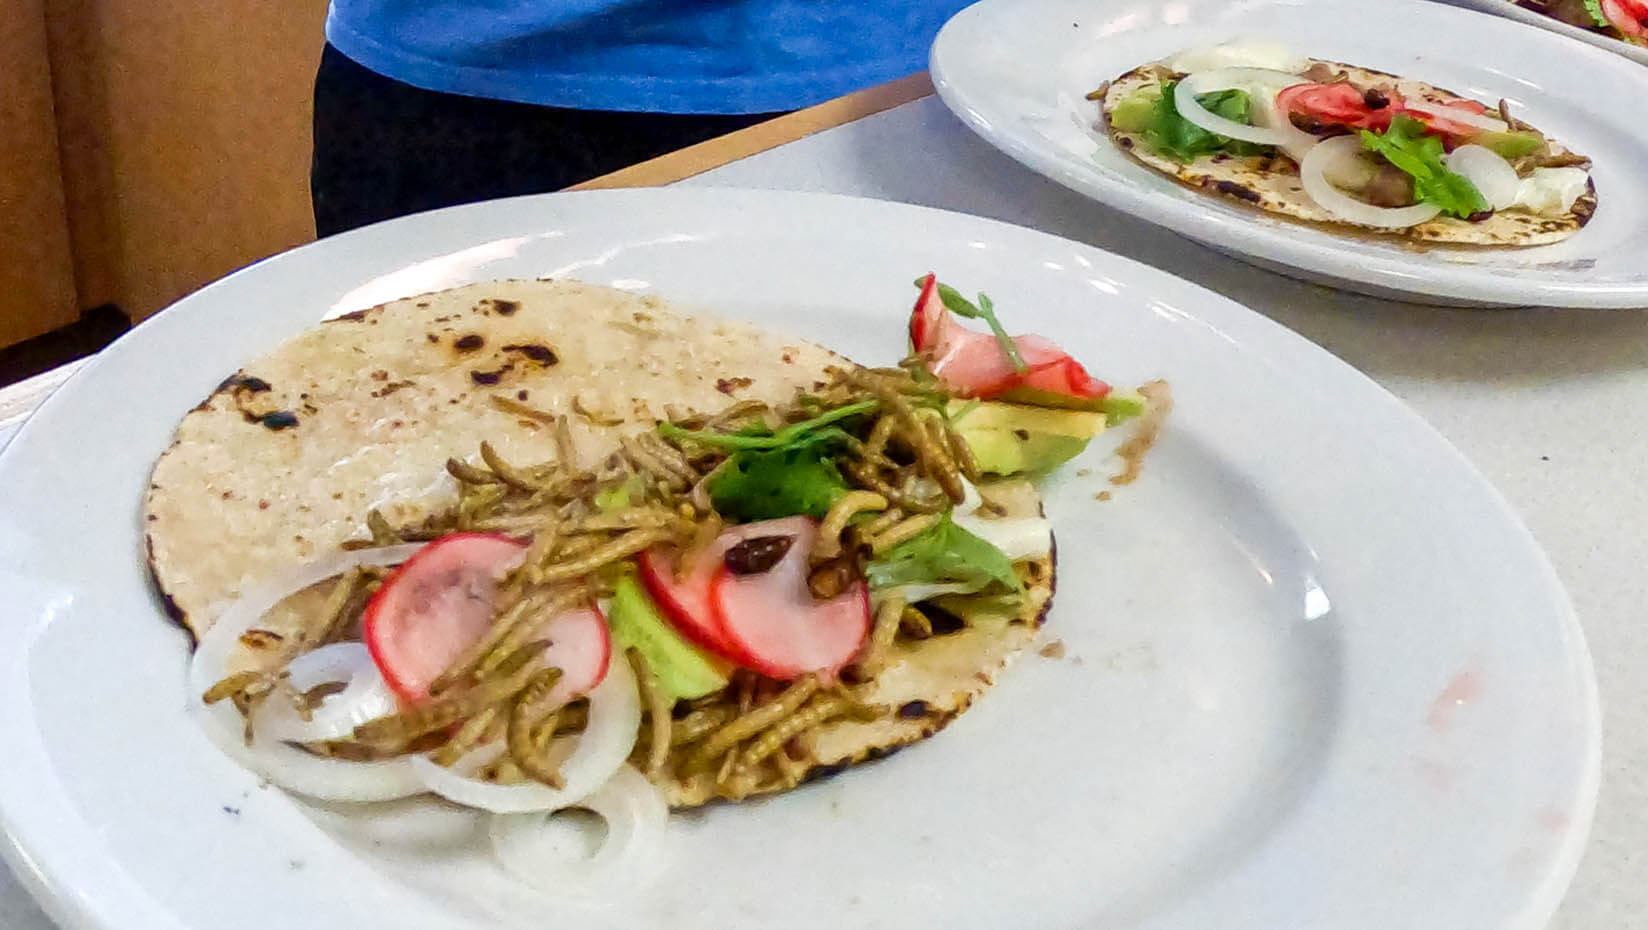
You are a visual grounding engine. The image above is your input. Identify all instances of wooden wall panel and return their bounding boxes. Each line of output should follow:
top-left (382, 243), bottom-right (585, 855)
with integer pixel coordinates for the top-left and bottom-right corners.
top-left (0, 0), bottom-right (79, 347)
top-left (46, 0), bottom-right (329, 320)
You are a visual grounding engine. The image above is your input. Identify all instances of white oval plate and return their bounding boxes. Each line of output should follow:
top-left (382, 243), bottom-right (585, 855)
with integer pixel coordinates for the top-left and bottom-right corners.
top-left (930, 0), bottom-right (1648, 307)
top-left (0, 189), bottom-right (1597, 930)
top-left (1437, 0), bottom-right (1648, 67)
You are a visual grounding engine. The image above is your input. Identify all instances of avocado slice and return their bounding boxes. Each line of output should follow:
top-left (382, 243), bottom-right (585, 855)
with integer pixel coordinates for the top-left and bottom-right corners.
top-left (608, 571), bottom-right (729, 702)
top-left (1110, 88), bottom-right (1162, 132)
top-left (1475, 130), bottom-right (1545, 160)
top-left (950, 400), bottom-right (1105, 476)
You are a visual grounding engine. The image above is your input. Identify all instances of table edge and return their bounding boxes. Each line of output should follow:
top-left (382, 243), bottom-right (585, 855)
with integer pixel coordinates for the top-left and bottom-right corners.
top-left (569, 72), bottom-right (934, 191)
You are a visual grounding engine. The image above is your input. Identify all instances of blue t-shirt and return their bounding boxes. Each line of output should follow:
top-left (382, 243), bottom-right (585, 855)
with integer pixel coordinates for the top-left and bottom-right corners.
top-left (326, 1), bottom-right (970, 114)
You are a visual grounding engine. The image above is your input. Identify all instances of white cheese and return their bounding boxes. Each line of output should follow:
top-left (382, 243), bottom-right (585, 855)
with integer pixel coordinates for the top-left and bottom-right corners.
top-left (1166, 41), bottom-right (1307, 76)
top-left (1508, 167), bottom-right (1590, 217)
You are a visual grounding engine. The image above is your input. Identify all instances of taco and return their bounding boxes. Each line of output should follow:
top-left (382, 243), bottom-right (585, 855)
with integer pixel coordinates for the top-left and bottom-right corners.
top-left (1513, 0), bottom-right (1647, 48)
top-left (1093, 43), bottom-right (1597, 244)
top-left (150, 275), bottom-right (1163, 883)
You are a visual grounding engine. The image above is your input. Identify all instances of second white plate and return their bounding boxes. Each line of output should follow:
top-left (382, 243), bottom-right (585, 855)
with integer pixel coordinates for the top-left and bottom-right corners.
top-left (930, 0), bottom-right (1648, 307)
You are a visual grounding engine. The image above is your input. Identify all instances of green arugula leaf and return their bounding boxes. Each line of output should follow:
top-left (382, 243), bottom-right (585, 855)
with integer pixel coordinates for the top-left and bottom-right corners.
top-left (911, 277), bottom-right (1028, 373)
top-left (865, 513), bottom-right (1022, 597)
top-left (708, 446), bottom-right (848, 521)
top-left (658, 399), bottom-right (877, 451)
top-left (1359, 115), bottom-right (1489, 219)
top-left (975, 293), bottom-right (1027, 373)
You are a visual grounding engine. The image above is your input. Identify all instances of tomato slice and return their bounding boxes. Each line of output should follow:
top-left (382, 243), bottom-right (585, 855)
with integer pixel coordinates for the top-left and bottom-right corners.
top-left (708, 518), bottom-right (869, 681)
top-left (1400, 99), bottom-right (1493, 146)
top-left (909, 273), bottom-right (1109, 406)
top-left (1275, 82), bottom-right (1402, 132)
top-left (637, 515), bottom-right (816, 666)
top-left (362, 533), bottom-right (527, 702)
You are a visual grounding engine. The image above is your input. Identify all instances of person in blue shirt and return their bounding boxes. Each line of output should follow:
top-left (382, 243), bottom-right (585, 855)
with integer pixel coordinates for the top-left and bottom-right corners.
top-left (311, 1), bottom-right (970, 236)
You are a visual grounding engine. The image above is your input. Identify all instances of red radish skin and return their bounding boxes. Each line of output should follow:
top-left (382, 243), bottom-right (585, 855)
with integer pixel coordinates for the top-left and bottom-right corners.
top-left (910, 273), bottom-right (1109, 404)
top-left (537, 607), bottom-right (612, 706)
top-left (363, 533), bottom-right (527, 702)
top-left (637, 515), bottom-right (815, 665)
top-left (709, 520), bottom-right (870, 680)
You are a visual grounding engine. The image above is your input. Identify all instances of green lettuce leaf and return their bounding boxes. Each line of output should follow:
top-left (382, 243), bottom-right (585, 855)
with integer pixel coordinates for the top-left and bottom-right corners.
top-left (1359, 115), bottom-right (1489, 219)
top-left (865, 513), bottom-right (1022, 596)
top-left (1126, 83), bottom-right (1272, 164)
top-left (1582, 0), bottom-right (1613, 27)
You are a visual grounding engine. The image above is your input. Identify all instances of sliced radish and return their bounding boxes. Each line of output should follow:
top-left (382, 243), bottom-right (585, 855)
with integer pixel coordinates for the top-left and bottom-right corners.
top-left (1601, 0), bottom-right (1648, 36)
top-left (637, 515), bottom-right (814, 665)
top-left (709, 519), bottom-right (870, 680)
top-left (537, 607), bottom-right (612, 706)
top-left (362, 533), bottom-right (527, 702)
top-left (910, 273), bottom-right (1109, 407)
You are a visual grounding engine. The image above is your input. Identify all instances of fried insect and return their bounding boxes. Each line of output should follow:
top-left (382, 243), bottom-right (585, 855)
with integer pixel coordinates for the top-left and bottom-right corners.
top-left (354, 641), bottom-right (548, 747)
top-left (507, 667), bottom-right (568, 788)
top-left (813, 490), bottom-right (888, 561)
top-left (689, 675), bottom-right (821, 771)
top-left (629, 648), bottom-right (672, 779)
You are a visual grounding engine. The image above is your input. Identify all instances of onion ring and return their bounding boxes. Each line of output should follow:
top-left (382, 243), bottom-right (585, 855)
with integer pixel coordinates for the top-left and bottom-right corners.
top-left (410, 649), bottom-right (641, 813)
top-left (1174, 68), bottom-right (1307, 146)
top-left (252, 643), bottom-right (403, 744)
top-left (488, 765), bottom-right (669, 896)
top-left (1300, 135), bottom-right (1443, 228)
top-left (188, 544), bottom-right (428, 802)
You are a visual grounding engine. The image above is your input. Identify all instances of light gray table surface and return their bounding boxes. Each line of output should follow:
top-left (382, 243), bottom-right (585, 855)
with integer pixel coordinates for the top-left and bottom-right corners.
top-left (2, 96), bottom-right (1644, 929)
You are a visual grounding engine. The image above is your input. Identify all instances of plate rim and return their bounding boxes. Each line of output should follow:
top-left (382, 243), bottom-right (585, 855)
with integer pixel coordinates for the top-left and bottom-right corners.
top-left (929, 0), bottom-right (1648, 308)
top-left (0, 186), bottom-right (1602, 930)
top-left (1441, 0), bottom-right (1648, 66)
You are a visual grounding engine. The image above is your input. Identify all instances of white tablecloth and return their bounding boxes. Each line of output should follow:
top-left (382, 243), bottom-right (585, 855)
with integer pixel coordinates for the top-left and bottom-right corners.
top-left (4, 96), bottom-right (1644, 929)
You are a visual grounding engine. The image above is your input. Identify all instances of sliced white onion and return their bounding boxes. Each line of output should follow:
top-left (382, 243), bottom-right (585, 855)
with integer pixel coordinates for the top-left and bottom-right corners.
top-left (886, 582), bottom-right (985, 604)
top-left (1247, 83), bottom-right (1322, 164)
top-left (1445, 145), bottom-right (1518, 211)
top-left (410, 650), bottom-right (640, 813)
top-left (1300, 135), bottom-right (1443, 228)
top-left (188, 543), bottom-right (426, 705)
top-left (1404, 103), bottom-right (1509, 134)
top-left (1174, 68), bottom-right (1306, 145)
top-left (953, 479), bottom-right (1053, 560)
top-left (251, 643), bottom-right (402, 743)
top-left (189, 703), bottom-right (425, 802)
top-left (489, 765), bottom-right (668, 897)
top-left (187, 543), bottom-right (429, 802)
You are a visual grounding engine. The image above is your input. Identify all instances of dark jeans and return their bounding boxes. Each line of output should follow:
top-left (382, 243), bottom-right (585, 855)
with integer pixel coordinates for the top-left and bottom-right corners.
top-left (310, 44), bottom-right (783, 237)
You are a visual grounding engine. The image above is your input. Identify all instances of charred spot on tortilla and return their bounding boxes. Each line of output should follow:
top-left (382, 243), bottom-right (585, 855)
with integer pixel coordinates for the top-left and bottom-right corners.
top-left (257, 410), bottom-right (297, 430)
top-left (502, 343), bottom-right (557, 365)
top-left (477, 297), bottom-right (520, 316)
top-left (469, 366), bottom-right (508, 385)
top-left (1214, 180), bottom-right (1263, 203)
top-left (331, 309), bottom-right (370, 323)
top-left (454, 333), bottom-right (484, 352)
top-left (898, 700), bottom-right (930, 719)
